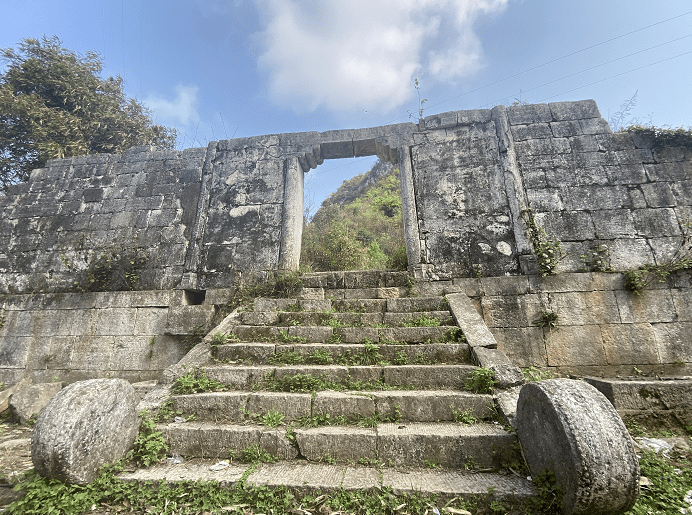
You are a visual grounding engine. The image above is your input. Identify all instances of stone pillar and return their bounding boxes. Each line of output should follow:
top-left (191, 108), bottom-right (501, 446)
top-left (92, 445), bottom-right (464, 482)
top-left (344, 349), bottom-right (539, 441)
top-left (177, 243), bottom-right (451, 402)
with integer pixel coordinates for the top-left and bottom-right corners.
top-left (397, 147), bottom-right (422, 269)
top-left (278, 156), bottom-right (304, 271)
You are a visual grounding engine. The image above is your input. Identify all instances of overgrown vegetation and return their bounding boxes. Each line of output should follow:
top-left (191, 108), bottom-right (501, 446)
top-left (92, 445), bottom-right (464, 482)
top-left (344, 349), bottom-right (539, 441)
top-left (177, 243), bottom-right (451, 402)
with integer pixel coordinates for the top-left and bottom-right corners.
top-left (524, 210), bottom-right (565, 276)
top-left (464, 368), bottom-right (497, 394)
top-left (301, 165), bottom-right (407, 272)
top-left (624, 221), bottom-right (692, 295)
top-left (255, 372), bottom-right (411, 393)
top-left (224, 271), bottom-right (304, 313)
top-left (171, 368), bottom-right (229, 395)
top-left (128, 410), bottom-right (168, 467)
top-left (532, 311), bottom-right (559, 330)
top-left (580, 244), bottom-right (613, 272)
top-left (61, 235), bottom-right (148, 291)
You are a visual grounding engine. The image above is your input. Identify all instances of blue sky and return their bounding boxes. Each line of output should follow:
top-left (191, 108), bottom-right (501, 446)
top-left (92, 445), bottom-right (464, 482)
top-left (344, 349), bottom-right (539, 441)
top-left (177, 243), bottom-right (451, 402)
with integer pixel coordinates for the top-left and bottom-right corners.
top-left (2, 0), bottom-right (691, 209)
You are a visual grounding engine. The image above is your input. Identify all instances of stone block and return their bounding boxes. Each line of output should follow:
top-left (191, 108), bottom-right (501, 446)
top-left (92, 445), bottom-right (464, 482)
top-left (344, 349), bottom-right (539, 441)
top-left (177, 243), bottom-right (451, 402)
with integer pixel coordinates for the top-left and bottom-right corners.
top-left (632, 207), bottom-right (680, 238)
top-left (259, 429), bottom-right (300, 460)
top-left (204, 366), bottom-right (273, 390)
top-left (378, 327), bottom-right (449, 344)
top-left (478, 276), bottom-right (530, 296)
top-left (547, 99), bottom-right (600, 121)
top-left (549, 291), bottom-right (621, 325)
top-left (516, 379), bottom-right (639, 515)
top-left (295, 426), bottom-right (377, 463)
top-left (383, 365), bottom-right (474, 389)
top-left (215, 343), bottom-right (276, 363)
top-left (472, 347), bottom-right (524, 388)
top-left (615, 289), bottom-right (676, 324)
top-left (313, 391), bottom-right (375, 418)
top-left (533, 211), bottom-right (595, 241)
top-left (32, 379), bottom-right (139, 485)
top-left (608, 238), bottom-right (655, 270)
top-left (457, 109), bottom-right (492, 124)
top-left (604, 163), bottom-right (647, 184)
top-left (334, 327), bottom-right (379, 343)
top-left (526, 188), bottom-right (563, 211)
top-left (240, 312), bottom-right (280, 326)
top-left (165, 305), bottom-right (216, 335)
top-left (510, 123), bottom-right (553, 141)
top-left (377, 422), bottom-right (515, 469)
top-left (9, 382), bottom-right (62, 424)
top-left (545, 325), bottom-right (606, 367)
top-left (372, 390), bottom-right (492, 422)
top-left (287, 326), bottom-right (332, 343)
top-left (246, 392), bottom-right (311, 422)
top-left (653, 322), bottom-right (692, 363)
top-left (641, 182), bottom-right (677, 208)
top-left (672, 290), bottom-right (692, 321)
top-left (563, 185), bottom-right (633, 211)
top-left (133, 308), bottom-right (169, 335)
top-left (578, 117), bottom-right (611, 135)
top-left (492, 327), bottom-right (546, 368)
top-left (480, 294), bottom-right (544, 329)
top-left (172, 391), bottom-right (249, 423)
top-left (591, 209), bottom-right (637, 238)
top-left (600, 323), bottom-right (659, 365)
top-left (507, 104), bottom-right (552, 125)
top-left (528, 273), bottom-right (595, 293)
top-left (550, 120), bottom-right (582, 138)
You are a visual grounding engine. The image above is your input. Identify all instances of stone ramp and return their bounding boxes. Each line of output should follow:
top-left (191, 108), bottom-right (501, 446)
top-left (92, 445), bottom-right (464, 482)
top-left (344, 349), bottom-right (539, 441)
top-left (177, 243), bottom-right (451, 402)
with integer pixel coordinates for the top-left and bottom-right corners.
top-left (120, 460), bottom-right (536, 502)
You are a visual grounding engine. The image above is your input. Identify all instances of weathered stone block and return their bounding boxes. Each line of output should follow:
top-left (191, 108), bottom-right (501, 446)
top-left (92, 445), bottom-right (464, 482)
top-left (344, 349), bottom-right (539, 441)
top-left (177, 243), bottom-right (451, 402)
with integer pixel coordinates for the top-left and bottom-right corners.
top-left (549, 99), bottom-right (601, 121)
top-left (172, 391), bottom-right (249, 423)
top-left (545, 325), bottom-right (606, 367)
top-left (32, 379), bottom-right (139, 485)
top-left (313, 391), bottom-right (375, 418)
top-left (549, 291), bottom-right (621, 325)
top-left (246, 392), bottom-right (311, 422)
top-left (516, 379), bottom-right (639, 515)
top-left (295, 426), bottom-right (376, 463)
top-left (165, 305), bottom-right (216, 335)
top-left (615, 289), bottom-right (676, 324)
top-left (492, 327), bottom-right (546, 368)
top-left (507, 104), bottom-right (552, 125)
top-left (9, 382), bottom-right (62, 424)
top-left (653, 322), bottom-right (692, 363)
top-left (600, 323), bottom-right (659, 365)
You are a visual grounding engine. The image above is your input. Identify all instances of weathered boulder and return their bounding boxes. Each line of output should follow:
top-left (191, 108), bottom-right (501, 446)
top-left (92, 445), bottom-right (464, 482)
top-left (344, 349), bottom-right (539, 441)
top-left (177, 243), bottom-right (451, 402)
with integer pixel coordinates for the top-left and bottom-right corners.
top-left (0, 377), bottom-right (30, 413)
top-left (32, 378), bottom-right (139, 485)
top-left (516, 379), bottom-right (639, 515)
top-left (10, 382), bottom-right (62, 424)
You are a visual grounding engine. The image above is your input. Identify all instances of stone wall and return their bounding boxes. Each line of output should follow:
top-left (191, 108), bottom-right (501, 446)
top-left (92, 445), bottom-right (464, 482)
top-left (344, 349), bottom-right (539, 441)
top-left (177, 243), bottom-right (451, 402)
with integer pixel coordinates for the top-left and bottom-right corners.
top-left (451, 271), bottom-right (692, 376)
top-left (0, 289), bottom-right (218, 385)
top-left (0, 99), bottom-right (690, 383)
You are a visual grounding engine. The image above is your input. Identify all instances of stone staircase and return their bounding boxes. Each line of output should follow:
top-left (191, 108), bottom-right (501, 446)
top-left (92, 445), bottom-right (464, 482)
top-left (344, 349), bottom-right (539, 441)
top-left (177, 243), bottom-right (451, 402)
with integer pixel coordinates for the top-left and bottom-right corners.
top-left (126, 270), bottom-right (534, 504)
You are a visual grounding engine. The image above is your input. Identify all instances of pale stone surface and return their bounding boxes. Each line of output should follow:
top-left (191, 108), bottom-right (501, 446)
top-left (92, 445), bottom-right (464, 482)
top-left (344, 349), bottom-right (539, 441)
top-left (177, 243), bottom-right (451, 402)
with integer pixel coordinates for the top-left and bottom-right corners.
top-left (10, 382), bottom-right (62, 424)
top-left (472, 347), bottom-right (525, 389)
top-left (446, 292), bottom-right (498, 348)
top-left (32, 378), bottom-right (139, 485)
top-left (515, 379), bottom-right (640, 515)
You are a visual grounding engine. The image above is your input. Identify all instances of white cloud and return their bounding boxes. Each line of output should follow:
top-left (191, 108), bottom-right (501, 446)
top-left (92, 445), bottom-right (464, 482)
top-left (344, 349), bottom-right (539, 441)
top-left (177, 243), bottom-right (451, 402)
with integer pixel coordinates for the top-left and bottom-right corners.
top-left (252, 0), bottom-right (510, 113)
top-left (144, 85), bottom-right (200, 126)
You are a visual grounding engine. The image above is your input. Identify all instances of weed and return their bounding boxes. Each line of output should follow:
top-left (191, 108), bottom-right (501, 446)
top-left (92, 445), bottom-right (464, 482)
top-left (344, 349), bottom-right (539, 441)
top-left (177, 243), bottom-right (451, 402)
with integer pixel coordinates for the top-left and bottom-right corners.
top-left (278, 330), bottom-right (308, 344)
top-left (237, 444), bottom-right (280, 464)
top-left (464, 367), bottom-right (497, 394)
top-left (257, 373), bottom-right (409, 393)
top-left (224, 270), bottom-right (304, 313)
top-left (522, 366), bottom-right (555, 382)
top-left (171, 368), bottom-right (229, 395)
top-left (129, 410), bottom-right (168, 467)
top-left (284, 302), bottom-right (302, 312)
top-left (424, 459), bottom-right (439, 469)
top-left (624, 220), bottom-right (692, 295)
top-left (522, 470), bottom-right (564, 514)
top-left (524, 210), bottom-right (565, 276)
top-left (451, 407), bottom-right (478, 425)
top-left (580, 244), bottom-right (613, 272)
top-left (403, 314), bottom-right (441, 327)
top-left (532, 311), bottom-right (559, 330)
top-left (320, 454), bottom-right (338, 465)
top-left (256, 409), bottom-right (285, 428)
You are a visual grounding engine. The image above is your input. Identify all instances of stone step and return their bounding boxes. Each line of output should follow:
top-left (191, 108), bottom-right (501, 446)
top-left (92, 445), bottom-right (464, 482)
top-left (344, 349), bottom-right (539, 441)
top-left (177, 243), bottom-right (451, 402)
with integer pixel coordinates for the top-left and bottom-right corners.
top-left (215, 342), bottom-right (471, 365)
top-left (226, 325), bottom-right (460, 344)
top-left (266, 310), bottom-right (455, 327)
top-left (300, 270), bottom-right (411, 289)
top-left (119, 461), bottom-right (536, 504)
top-left (159, 421), bottom-right (518, 469)
top-left (170, 389), bottom-right (493, 423)
top-left (199, 364), bottom-right (478, 390)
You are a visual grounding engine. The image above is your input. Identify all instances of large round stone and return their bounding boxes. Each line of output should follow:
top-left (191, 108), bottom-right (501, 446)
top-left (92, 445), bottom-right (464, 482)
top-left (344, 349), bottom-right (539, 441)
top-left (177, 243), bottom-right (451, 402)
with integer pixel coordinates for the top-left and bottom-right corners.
top-left (32, 378), bottom-right (139, 485)
top-left (515, 379), bottom-right (639, 515)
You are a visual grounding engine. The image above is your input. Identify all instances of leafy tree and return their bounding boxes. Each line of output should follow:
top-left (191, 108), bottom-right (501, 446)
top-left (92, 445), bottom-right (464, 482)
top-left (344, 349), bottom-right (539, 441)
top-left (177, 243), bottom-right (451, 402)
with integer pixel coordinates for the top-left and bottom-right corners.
top-left (0, 36), bottom-right (176, 190)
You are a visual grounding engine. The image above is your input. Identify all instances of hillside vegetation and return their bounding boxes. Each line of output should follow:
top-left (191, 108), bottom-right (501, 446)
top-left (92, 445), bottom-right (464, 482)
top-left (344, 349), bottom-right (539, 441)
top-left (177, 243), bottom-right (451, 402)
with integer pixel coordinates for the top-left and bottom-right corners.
top-left (300, 161), bottom-right (407, 272)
